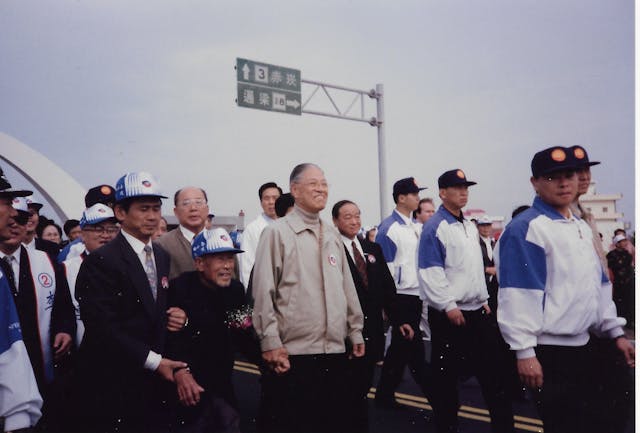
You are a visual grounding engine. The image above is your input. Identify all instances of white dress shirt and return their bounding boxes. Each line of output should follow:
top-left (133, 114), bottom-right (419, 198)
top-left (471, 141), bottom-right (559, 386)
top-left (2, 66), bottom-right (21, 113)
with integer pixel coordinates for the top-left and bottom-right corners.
top-left (120, 230), bottom-right (161, 371)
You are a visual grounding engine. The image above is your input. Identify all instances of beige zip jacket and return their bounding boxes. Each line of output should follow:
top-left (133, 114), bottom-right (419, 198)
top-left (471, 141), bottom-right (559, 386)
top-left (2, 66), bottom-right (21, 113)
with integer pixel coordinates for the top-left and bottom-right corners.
top-left (252, 206), bottom-right (364, 355)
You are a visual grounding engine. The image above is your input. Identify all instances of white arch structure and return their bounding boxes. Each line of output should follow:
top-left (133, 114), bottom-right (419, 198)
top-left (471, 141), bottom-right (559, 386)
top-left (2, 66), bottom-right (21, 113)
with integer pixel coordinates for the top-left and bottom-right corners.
top-left (0, 132), bottom-right (86, 221)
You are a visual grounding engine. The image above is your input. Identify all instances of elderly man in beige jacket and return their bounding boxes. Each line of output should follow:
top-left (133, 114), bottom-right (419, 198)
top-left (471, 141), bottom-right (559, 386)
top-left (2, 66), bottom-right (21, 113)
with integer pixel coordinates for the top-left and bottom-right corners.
top-left (252, 162), bottom-right (364, 433)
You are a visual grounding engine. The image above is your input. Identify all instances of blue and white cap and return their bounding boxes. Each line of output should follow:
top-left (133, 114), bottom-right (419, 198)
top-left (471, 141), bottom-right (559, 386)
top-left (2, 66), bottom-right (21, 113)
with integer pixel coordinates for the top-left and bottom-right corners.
top-left (115, 171), bottom-right (167, 202)
top-left (477, 215), bottom-right (492, 226)
top-left (80, 203), bottom-right (117, 228)
top-left (12, 197), bottom-right (30, 215)
top-left (25, 195), bottom-right (43, 211)
top-left (192, 228), bottom-right (244, 259)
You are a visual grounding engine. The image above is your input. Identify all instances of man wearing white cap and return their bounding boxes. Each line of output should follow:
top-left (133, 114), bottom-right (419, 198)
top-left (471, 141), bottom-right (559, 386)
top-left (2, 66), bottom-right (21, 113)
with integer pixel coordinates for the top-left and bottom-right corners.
top-left (477, 216), bottom-right (498, 313)
top-left (62, 203), bottom-right (119, 346)
top-left (1, 196), bottom-right (75, 431)
top-left (20, 196), bottom-right (60, 263)
top-left (74, 171), bottom-right (188, 433)
top-left (0, 166), bottom-right (43, 432)
top-left (166, 228), bottom-right (260, 432)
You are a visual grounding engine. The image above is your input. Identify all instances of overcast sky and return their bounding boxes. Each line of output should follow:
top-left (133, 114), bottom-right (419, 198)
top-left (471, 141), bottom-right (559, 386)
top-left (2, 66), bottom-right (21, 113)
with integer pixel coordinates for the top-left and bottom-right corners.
top-left (0, 0), bottom-right (634, 231)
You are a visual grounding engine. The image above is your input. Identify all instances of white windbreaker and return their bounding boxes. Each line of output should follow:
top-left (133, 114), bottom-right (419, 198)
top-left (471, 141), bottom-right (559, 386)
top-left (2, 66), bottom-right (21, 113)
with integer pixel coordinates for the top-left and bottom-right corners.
top-left (0, 270), bottom-right (42, 431)
top-left (239, 213), bottom-right (274, 287)
top-left (376, 210), bottom-right (421, 296)
top-left (417, 205), bottom-right (488, 312)
top-left (495, 196), bottom-right (625, 360)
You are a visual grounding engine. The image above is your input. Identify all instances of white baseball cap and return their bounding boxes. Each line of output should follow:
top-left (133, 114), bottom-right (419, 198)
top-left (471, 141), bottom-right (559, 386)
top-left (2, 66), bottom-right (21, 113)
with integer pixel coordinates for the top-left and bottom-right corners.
top-left (115, 171), bottom-right (167, 202)
top-left (80, 203), bottom-right (117, 228)
top-left (192, 228), bottom-right (244, 259)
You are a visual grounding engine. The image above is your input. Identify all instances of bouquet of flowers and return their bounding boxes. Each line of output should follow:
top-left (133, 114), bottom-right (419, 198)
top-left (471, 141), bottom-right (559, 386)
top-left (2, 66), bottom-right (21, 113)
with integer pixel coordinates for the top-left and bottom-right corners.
top-left (225, 305), bottom-right (253, 330)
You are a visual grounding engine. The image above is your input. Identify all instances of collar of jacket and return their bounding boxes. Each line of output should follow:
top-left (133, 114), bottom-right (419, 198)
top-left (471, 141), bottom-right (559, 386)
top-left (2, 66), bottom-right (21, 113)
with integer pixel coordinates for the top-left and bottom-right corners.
top-left (532, 196), bottom-right (581, 222)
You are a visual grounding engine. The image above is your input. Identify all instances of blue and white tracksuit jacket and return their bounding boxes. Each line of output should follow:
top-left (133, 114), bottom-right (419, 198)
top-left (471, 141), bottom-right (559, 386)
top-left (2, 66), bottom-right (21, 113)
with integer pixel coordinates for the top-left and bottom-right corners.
top-left (417, 206), bottom-right (488, 312)
top-left (495, 196), bottom-right (626, 360)
top-left (0, 269), bottom-right (42, 430)
top-left (376, 210), bottom-right (421, 296)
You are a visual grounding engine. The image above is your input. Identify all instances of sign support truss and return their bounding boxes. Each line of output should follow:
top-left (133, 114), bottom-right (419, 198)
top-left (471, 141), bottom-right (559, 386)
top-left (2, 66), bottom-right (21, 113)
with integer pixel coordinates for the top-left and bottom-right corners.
top-left (300, 79), bottom-right (388, 220)
top-left (301, 79), bottom-right (380, 126)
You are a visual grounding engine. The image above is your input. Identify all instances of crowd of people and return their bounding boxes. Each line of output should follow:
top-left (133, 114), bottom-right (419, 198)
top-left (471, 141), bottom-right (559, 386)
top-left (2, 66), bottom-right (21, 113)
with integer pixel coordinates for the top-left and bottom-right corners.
top-left (0, 144), bottom-right (635, 433)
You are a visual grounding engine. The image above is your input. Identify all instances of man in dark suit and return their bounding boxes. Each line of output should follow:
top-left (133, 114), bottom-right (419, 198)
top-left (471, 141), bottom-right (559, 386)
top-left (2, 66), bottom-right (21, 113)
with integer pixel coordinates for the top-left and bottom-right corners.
top-left (154, 186), bottom-right (210, 280)
top-left (20, 196), bottom-right (61, 263)
top-left (332, 200), bottom-right (413, 432)
top-left (477, 216), bottom-right (498, 313)
top-left (74, 171), bottom-right (187, 433)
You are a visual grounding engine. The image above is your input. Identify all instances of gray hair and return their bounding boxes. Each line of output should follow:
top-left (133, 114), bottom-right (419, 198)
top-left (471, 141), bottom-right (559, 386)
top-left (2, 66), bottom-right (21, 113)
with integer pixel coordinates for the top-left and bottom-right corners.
top-left (289, 163), bottom-right (322, 184)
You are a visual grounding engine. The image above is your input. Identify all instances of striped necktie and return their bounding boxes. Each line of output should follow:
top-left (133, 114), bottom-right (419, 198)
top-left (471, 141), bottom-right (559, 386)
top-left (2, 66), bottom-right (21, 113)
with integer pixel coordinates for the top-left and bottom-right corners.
top-left (143, 245), bottom-right (157, 301)
top-left (352, 241), bottom-right (368, 288)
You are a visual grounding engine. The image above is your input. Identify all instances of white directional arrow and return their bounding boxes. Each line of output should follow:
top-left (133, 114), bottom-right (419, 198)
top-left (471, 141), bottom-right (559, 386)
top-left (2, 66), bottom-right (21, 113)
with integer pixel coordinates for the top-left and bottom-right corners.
top-left (242, 63), bottom-right (250, 81)
top-left (286, 99), bottom-right (300, 109)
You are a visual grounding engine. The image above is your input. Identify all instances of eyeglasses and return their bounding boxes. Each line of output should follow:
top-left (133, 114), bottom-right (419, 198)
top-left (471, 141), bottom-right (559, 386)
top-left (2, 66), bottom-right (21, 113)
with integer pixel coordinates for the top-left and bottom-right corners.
top-left (83, 226), bottom-right (120, 234)
top-left (178, 199), bottom-right (207, 208)
top-left (299, 180), bottom-right (329, 190)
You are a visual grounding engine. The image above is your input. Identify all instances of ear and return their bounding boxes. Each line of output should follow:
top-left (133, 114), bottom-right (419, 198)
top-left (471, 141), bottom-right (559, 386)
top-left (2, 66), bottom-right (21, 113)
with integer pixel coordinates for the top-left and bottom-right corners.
top-left (194, 257), bottom-right (205, 272)
top-left (114, 204), bottom-right (127, 222)
top-left (290, 182), bottom-right (300, 200)
top-left (529, 176), bottom-right (538, 193)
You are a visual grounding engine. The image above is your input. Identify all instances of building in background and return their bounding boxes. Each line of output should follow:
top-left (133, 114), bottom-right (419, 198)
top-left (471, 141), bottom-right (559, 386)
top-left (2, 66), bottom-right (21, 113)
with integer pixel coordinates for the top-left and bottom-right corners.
top-left (579, 181), bottom-right (626, 249)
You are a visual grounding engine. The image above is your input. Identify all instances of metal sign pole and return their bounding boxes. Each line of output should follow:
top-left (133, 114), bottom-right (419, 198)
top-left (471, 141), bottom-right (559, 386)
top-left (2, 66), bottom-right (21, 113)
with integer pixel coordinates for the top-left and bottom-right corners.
top-left (236, 58), bottom-right (387, 220)
top-left (375, 83), bottom-right (387, 221)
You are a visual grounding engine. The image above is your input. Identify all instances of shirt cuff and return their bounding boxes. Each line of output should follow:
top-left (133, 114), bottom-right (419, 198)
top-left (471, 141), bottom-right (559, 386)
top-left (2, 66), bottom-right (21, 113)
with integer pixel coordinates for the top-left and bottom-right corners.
top-left (144, 351), bottom-right (162, 371)
top-left (4, 412), bottom-right (32, 431)
top-left (260, 336), bottom-right (284, 352)
top-left (516, 348), bottom-right (536, 360)
top-left (608, 327), bottom-right (625, 339)
top-left (349, 331), bottom-right (364, 346)
top-left (444, 301), bottom-right (458, 312)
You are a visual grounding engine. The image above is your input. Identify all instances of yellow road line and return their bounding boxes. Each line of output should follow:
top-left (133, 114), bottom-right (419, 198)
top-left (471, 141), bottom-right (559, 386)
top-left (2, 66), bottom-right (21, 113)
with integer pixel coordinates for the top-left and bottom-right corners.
top-left (378, 388), bottom-right (542, 426)
top-left (234, 361), bottom-right (543, 431)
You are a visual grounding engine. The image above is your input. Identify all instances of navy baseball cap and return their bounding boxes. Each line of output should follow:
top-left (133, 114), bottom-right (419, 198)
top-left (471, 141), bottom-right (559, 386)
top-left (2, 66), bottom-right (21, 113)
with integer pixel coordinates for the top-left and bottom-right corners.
top-left (393, 177), bottom-right (426, 197)
top-left (570, 145), bottom-right (600, 168)
top-left (115, 172), bottom-right (167, 202)
top-left (0, 166), bottom-right (32, 198)
top-left (192, 228), bottom-right (244, 259)
top-left (531, 146), bottom-right (578, 177)
top-left (85, 185), bottom-right (116, 208)
top-left (438, 169), bottom-right (477, 188)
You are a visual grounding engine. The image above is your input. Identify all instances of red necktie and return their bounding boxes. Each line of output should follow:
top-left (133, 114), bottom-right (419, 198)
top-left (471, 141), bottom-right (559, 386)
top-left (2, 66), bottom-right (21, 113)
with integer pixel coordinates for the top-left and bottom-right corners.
top-left (352, 241), bottom-right (368, 288)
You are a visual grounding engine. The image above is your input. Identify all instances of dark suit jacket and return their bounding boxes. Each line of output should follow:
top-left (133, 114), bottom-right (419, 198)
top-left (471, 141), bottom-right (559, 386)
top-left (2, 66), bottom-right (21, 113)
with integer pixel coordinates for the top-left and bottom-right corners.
top-left (74, 232), bottom-right (171, 432)
top-left (154, 227), bottom-right (195, 280)
top-left (35, 237), bottom-right (62, 264)
top-left (166, 272), bottom-right (260, 420)
top-left (344, 239), bottom-right (400, 361)
top-left (479, 237), bottom-right (498, 312)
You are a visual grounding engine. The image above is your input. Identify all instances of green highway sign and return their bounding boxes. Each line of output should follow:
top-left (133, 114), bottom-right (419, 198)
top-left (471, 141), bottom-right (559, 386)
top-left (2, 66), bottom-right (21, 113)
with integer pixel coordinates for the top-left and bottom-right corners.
top-left (236, 58), bottom-right (301, 115)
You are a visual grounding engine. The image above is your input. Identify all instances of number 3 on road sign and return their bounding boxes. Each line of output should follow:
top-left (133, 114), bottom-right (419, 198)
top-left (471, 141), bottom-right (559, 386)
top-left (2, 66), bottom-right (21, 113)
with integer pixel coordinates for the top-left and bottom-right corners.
top-left (272, 92), bottom-right (286, 111)
top-left (255, 65), bottom-right (269, 84)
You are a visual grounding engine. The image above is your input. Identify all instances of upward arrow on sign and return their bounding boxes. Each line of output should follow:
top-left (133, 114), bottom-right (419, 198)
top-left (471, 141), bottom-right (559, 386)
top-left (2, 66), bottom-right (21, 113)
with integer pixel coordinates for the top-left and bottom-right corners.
top-left (236, 58), bottom-right (302, 116)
